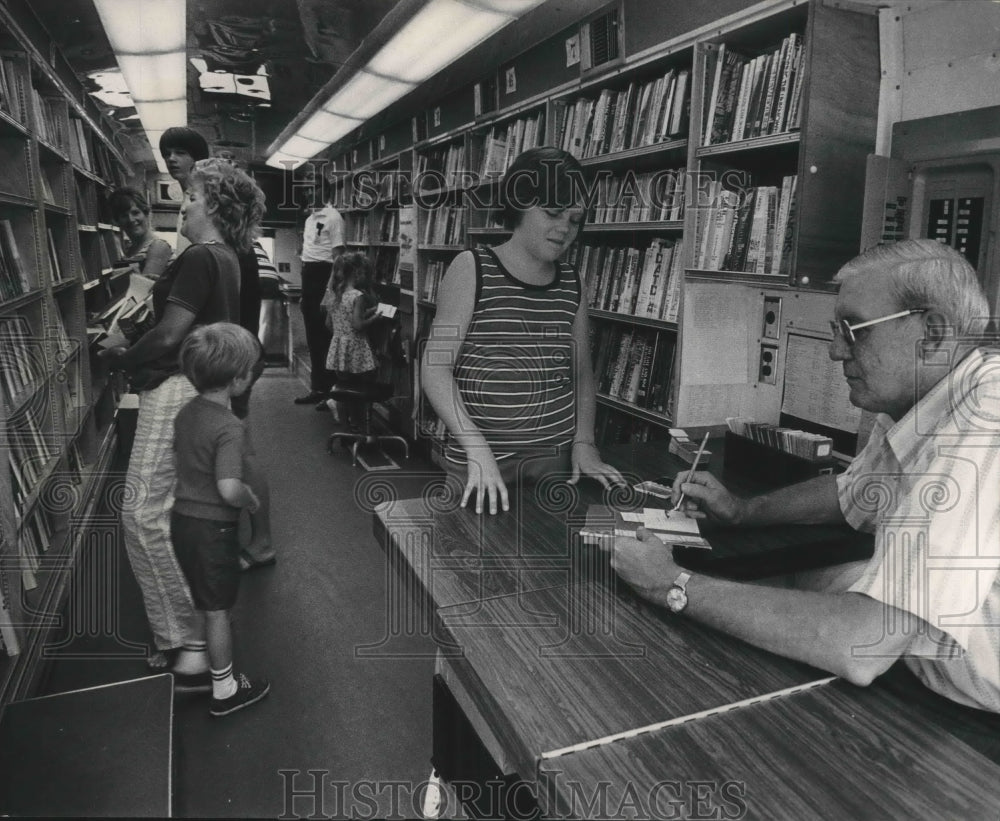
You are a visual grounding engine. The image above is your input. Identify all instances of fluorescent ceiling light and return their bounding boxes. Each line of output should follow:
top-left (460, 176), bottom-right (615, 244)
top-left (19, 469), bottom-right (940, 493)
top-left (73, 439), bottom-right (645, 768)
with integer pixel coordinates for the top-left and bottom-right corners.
top-left (94, 0), bottom-right (187, 174)
top-left (367, 0), bottom-right (511, 83)
top-left (323, 71), bottom-right (415, 121)
top-left (268, 0), bottom-right (547, 168)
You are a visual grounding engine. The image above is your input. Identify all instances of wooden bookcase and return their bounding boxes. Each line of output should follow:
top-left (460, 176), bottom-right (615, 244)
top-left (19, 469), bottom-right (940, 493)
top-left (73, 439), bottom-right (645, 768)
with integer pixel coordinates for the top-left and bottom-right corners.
top-left (306, 0), bottom-right (880, 456)
top-left (0, 4), bottom-right (134, 708)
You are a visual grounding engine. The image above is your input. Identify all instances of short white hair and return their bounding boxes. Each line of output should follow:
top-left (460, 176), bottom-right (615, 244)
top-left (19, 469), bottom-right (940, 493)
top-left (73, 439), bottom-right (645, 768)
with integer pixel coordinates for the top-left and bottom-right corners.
top-left (834, 239), bottom-right (989, 337)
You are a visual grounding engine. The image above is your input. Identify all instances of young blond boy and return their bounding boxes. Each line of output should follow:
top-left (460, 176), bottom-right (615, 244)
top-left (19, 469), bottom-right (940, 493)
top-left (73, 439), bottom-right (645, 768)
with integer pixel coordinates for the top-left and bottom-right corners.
top-left (172, 322), bottom-right (270, 716)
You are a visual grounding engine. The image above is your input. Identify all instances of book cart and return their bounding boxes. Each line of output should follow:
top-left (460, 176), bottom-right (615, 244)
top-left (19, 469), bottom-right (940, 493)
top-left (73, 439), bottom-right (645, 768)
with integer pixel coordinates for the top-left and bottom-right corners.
top-left (0, 3), bottom-right (134, 708)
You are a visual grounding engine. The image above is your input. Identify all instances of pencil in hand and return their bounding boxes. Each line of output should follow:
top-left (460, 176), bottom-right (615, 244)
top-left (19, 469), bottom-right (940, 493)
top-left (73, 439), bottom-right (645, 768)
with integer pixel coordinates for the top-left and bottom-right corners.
top-left (672, 432), bottom-right (710, 512)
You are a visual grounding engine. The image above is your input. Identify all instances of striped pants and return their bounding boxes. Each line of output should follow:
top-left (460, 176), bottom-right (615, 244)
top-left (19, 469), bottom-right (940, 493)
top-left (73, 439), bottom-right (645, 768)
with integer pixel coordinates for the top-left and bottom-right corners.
top-left (121, 375), bottom-right (201, 651)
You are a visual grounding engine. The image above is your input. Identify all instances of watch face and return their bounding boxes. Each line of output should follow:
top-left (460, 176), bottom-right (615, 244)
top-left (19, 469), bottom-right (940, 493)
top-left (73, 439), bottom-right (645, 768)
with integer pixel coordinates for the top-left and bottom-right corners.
top-left (666, 586), bottom-right (688, 613)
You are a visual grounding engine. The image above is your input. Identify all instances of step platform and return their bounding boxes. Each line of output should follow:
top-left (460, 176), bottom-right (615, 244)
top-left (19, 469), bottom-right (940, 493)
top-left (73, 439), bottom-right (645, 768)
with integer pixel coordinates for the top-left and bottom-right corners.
top-left (0, 673), bottom-right (173, 817)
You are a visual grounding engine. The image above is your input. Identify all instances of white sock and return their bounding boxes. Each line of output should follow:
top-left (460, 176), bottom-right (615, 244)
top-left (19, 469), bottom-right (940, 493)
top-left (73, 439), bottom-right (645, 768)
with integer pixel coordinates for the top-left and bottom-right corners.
top-left (211, 664), bottom-right (237, 700)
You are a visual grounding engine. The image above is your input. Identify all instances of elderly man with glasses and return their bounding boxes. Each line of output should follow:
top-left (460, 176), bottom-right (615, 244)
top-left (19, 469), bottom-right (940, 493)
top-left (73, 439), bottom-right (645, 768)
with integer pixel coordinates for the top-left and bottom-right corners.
top-left (611, 238), bottom-right (1000, 761)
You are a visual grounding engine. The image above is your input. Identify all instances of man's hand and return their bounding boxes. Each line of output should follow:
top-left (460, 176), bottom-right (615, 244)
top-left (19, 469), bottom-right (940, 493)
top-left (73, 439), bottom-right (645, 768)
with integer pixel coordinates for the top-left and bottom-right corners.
top-left (671, 471), bottom-right (748, 525)
top-left (569, 442), bottom-right (626, 489)
top-left (462, 447), bottom-right (509, 515)
top-left (609, 527), bottom-right (680, 607)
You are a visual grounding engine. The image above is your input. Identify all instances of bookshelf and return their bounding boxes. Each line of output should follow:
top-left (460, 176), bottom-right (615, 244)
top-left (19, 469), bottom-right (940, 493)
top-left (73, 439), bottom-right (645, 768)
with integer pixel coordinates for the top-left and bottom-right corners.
top-left (310, 0), bottom-right (879, 454)
top-left (0, 4), bottom-right (134, 709)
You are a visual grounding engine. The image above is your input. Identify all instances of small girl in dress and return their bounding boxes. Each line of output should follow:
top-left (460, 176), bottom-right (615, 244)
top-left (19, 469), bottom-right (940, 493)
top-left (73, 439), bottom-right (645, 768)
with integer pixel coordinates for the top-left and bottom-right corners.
top-left (321, 252), bottom-right (379, 428)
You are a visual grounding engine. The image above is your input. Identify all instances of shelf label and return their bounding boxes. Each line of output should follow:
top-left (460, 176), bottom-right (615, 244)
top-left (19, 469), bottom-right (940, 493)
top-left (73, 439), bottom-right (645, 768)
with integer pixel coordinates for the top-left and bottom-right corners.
top-left (432, 107), bottom-right (442, 127)
top-left (504, 66), bottom-right (517, 95)
top-left (565, 34), bottom-right (581, 67)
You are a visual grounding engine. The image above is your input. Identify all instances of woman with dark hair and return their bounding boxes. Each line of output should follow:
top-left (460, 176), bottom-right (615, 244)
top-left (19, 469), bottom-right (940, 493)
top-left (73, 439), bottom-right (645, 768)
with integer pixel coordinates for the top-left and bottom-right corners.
top-left (109, 187), bottom-right (172, 279)
top-left (102, 158), bottom-right (266, 678)
top-left (421, 146), bottom-right (624, 515)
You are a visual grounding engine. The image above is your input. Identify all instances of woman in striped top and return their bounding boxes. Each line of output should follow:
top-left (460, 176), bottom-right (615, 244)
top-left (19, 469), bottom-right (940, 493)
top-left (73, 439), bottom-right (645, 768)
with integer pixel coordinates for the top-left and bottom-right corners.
top-left (421, 147), bottom-right (624, 514)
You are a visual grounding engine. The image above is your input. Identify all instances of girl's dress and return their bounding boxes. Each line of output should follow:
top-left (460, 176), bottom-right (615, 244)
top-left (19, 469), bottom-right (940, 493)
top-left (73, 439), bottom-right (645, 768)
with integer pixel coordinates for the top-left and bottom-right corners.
top-left (323, 286), bottom-right (376, 373)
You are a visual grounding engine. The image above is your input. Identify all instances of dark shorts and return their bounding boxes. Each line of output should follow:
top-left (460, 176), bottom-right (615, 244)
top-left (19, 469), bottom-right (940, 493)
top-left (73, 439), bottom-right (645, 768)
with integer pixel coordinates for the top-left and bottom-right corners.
top-left (170, 511), bottom-right (241, 611)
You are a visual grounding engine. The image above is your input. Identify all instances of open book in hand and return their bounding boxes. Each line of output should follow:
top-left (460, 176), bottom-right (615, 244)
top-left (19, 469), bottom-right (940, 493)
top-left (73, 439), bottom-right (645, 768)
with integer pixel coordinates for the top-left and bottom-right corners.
top-left (374, 303), bottom-right (397, 319)
top-left (580, 505), bottom-right (711, 549)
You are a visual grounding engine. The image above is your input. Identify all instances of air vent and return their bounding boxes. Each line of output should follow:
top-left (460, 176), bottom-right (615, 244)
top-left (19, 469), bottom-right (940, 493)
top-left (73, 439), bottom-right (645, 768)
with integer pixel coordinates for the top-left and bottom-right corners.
top-left (581, 5), bottom-right (621, 72)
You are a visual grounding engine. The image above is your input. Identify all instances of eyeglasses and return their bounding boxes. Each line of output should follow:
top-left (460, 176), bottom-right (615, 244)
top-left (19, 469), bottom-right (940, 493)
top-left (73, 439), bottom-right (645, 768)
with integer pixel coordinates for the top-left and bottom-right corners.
top-left (829, 309), bottom-right (927, 346)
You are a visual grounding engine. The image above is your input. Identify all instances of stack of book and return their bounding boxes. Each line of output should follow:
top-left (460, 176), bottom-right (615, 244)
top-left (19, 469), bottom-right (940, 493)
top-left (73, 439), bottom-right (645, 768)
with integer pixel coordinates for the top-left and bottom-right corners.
top-left (7, 405), bottom-right (54, 516)
top-left (0, 578), bottom-right (19, 655)
top-left (0, 54), bottom-right (23, 122)
top-left (555, 68), bottom-right (690, 158)
top-left (587, 167), bottom-right (686, 224)
top-left (576, 237), bottom-right (685, 322)
top-left (377, 210), bottom-right (399, 243)
top-left (68, 118), bottom-right (93, 171)
top-left (0, 220), bottom-right (29, 300)
top-left (0, 318), bottom-right (43, 405)
top-left (591, 325), bottom-right (676, 414)
top-left (726, 417), bottom-right (833, 460)
top-left (346, 215), bottom-right (369, 244)
top-left (694, 177), bottom-right (797, 275)
top-left (421, 260), bottom-right (446, 304)
top-left (702, 34), bottom-right (805, 146)
top-left (116, 300), bottom-right (154, 343)
top-left (422, 206), bottom-right (465, 246)
top-left (416, 142), bottom-right (469, 190)
top-left (476, 110), bottom-right (545, 179)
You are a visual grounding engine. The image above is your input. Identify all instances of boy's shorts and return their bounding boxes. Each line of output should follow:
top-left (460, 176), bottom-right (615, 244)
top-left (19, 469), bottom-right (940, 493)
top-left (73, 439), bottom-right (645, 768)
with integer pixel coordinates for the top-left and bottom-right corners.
top-left (170, 511), bottom-right (241, 611)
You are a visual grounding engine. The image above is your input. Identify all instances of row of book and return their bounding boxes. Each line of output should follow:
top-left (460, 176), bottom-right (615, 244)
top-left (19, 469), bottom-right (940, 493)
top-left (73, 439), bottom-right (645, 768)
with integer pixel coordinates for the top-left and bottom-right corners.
top-left (556, 68), bottom-right (690, 159)
top-left (18, 504), bottom-right (55, 591)
top-left (703, 35), bottom-right (805, 146)
top-left (476, 111), bottom-right (545, 178)
top-left (0, 577), bottom-right (18, 655)
top-left (0, 318), bottom-right (44, 407)
top-left (0, 219), bottom-right (29, 301)
top-left (586, 168), bottom-right (686, 224)
top-left (595, 404), bottom-right (671, 446)
top-left (0, 54), bottom-right (23, 122)
top-left (592, 325), bottom-right (676, 415)
top-left (8, 405), bottom-right (55, 517)
top-left (420, 260), bottom-right (446, 304)
top-left (75, 182), bottom-right (98, 225)
top-left (346, 214), bottom-right (369, 244)
top-left (693, 176), bottom-right (797, 275)
top-left (375, 246), bottom-right (401, 287)
top-left (726, 417), bottom-right (833, 460)
top-left (572, 237), bottom-right (685, 322)
top-left (377, 210), bottom-right (399, 243)
top-left (29, 88), bottom-right (65, 149)
top-left (416, 142), bottom-right (467, 190)
top-left (67, 118), bottom-right (94, 172)
top-left (421, 205), bottom-right (466, 246)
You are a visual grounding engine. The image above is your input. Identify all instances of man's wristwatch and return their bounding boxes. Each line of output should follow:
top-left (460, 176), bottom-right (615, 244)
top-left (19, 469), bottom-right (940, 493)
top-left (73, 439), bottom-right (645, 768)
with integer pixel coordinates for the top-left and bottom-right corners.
top-left (665, 571), bottom-right (691, 614)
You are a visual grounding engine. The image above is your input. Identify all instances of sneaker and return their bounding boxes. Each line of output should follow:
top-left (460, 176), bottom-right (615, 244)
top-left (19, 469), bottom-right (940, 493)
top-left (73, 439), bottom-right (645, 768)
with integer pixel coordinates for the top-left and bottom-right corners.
top-left (172, 671), bottom-right (212, 693)
top-left (210, 673), bottom-right (270, 717)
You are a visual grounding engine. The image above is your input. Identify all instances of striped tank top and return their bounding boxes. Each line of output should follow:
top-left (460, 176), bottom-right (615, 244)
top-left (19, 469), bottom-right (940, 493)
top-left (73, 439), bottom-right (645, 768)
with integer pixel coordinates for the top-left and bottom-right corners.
top-left (446, 245), bottom-right (580, 466)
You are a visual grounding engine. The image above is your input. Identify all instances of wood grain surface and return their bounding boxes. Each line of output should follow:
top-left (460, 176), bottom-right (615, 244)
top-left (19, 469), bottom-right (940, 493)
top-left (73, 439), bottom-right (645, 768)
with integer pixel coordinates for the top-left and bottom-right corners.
top-left (538, 679), bottom-right (1000, 820)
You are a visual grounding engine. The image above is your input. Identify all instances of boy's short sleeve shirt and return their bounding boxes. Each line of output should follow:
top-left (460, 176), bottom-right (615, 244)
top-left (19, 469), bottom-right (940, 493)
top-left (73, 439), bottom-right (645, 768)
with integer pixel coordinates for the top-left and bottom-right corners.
top-left (173, 396), bottom-right (248, 522)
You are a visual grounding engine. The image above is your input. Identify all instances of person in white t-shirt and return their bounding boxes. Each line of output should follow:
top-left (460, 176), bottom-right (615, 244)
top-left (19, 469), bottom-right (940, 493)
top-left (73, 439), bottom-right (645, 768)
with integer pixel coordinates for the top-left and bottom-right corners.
top-left (294, 170), bottom-right (345, 406)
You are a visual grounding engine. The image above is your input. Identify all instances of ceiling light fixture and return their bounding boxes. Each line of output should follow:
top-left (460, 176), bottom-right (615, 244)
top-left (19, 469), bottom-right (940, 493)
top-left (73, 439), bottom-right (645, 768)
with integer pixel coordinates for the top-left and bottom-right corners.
top-left (266, 0), bottom-right (548, 171)
top-left (93, 0), bottom-right (187, 174)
